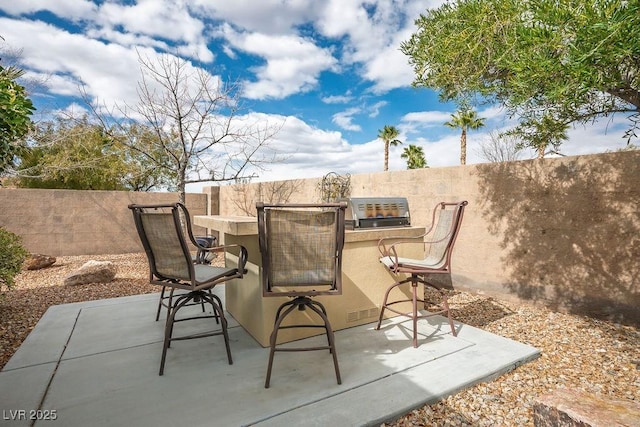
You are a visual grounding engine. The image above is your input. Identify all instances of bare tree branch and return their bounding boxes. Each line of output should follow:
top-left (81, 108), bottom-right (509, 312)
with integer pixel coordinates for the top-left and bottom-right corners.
top-left (84, 52), bottom-right (285, 201)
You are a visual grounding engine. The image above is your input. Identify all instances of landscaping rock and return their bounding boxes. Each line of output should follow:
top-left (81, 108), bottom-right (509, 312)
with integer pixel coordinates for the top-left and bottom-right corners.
top-left (25, 254), bottom-right (57, 270)
top-left (533, 388), bottom-right (640, 427)
top-left (64, 260), bottom-right (117, 286)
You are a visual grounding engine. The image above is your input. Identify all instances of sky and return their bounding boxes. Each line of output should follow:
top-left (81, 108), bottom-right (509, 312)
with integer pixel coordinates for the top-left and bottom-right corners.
top-left (0, 0), bottom-right (633, 192)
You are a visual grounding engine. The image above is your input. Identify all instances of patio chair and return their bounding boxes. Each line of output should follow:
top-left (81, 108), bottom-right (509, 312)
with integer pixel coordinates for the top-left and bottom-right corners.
top-left (152, 234), bottom-right (219, 322)
top-left (256, 202), bottom-right (346, 388)
top-left (148, 212), bottom-right (218, 321)
top-left (376, 201), bottom-right (468, 347)
top-left (129, 202), bottom-right (248, 375)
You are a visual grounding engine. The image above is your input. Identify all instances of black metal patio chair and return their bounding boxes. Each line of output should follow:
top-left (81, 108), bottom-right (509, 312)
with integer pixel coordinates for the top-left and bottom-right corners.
top-left (256, 202), bottom-right (346, 388)
top-left (129, 202), bottom-right (248, 375)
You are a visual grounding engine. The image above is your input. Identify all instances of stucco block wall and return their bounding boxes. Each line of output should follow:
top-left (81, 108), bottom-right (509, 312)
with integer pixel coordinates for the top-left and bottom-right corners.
top-left (0, 189), bottom-right (207, 256)
top-left (217, 151), bottom-right (640, 325)
top-left (2, 151), bottom-right (637, 325)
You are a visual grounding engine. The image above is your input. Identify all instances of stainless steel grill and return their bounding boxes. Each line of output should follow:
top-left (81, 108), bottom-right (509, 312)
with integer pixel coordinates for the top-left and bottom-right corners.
top-left (342, 197), bottom-right (410, 229)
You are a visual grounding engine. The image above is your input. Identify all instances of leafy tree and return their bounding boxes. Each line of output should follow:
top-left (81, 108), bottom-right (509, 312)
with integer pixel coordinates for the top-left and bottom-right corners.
top-left (0, 64), bottom-right (35, 176)
top-left (111, 123), bottom-right (178, 191)
top-left (89, 53), bottom-right (282, 203)
top-left (402, 0), bottom-right (640, 149)
top-left (444, 106), bottom-right (485, 165)
top-left (377, 125), bottom-right (402, 171)
top-left (0, 227), bottom-right (28, 292)
top-left (401, 144), bottom-right (428, 169)
top-left (512, 113), bottom-right (569, 158)
top-left (12, 117), bottom-right (172, 190)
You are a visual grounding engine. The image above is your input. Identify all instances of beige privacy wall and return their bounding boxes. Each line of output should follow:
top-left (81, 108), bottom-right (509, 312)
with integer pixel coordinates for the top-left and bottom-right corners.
top-left (0, 189), bottom-right (208, 256)
top-left (215, 151), bottom-right (640, 326)
top-left (0, 151), bottom-right (637, 325)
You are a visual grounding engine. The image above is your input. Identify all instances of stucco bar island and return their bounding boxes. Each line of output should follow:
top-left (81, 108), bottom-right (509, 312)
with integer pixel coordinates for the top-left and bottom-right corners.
top-left (194, 214), bottom-right (424, 347)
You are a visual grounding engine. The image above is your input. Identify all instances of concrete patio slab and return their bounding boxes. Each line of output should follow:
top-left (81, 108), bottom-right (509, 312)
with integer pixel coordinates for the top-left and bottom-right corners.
top-left (0, 289), bottom-right (540, 426)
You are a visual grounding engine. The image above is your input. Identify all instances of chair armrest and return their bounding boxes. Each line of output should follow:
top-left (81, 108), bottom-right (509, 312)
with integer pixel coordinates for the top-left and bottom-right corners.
top-left (377, 235), bottom-right (426, 273)
top-left (236, 245), bottom-right (248, 276)
top-left (377, 234), bottom-right (425, 257)
top-left (199, 244), bottom-right (248, 276)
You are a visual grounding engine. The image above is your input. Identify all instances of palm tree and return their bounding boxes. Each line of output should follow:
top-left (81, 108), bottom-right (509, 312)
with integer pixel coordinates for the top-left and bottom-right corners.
top-left (401, 144), bottom-right (428, 169)
top-left (444, 106), bottom-right (485, 165)
top-left (377, 125), bottom-right (402, 171)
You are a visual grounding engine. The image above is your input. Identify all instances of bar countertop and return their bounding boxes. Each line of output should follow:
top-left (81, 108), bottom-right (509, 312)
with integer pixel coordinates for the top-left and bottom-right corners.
top-left (193, 214), bottom-right (425, 243)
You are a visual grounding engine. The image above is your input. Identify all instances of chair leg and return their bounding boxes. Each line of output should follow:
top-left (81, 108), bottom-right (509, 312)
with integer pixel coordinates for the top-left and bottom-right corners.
top-left (207, 290), bottom-right (222, 324)
top-left (265, 303), bottom-right (298, 388)
top-left (273, 299), bottom-right (297, 327)
top-left (377, 275), bottom-right (457, 347)
top-left (159, 291), bottom-right (232, 376)
top-left (307, 301), bottom-right (341, 385)
top-left (411, 280), bottom-right (419, 348)
top-left (202, 292), bottom-right (232, 364)
top-left (265, 298), bottom-right (341, 388)
top-left (308, 299), bottom-right (332, 352)
top-left (156, 286), bottom-right (167, 321)
top-left (376, 281), bottom-right (397, 330)
top-left (375, 278), bottom-right (411, 330)
top-left (160, 293), bottom-right (191, 375)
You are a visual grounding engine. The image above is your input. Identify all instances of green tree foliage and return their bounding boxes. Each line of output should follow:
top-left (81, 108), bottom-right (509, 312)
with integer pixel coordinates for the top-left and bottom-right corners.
top-left (401, 144), bottom-right (428, 169)
top-left (402, 0), bottom-right (640, 148)
top-left (444, 106), bottom-right (485, 165)
top-left (110, 123), bottom-right (178, 191)
top-left (511, 113), bottom-right (569, 158)
top-left (12, 117), bottom-right (173, 190)
top-left (377, 125), bottom-right (402, 171)
top-left (0, 227), bottom-right (28, 292)
top-left (0, 64), bottom-right (35, 175)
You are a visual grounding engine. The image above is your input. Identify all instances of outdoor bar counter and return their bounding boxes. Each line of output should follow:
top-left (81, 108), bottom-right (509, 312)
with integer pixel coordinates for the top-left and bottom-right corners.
top-left (194, 214), bottom-right (425, 347)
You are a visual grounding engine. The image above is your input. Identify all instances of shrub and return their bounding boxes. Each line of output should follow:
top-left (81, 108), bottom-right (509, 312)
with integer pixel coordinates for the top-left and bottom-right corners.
top-left (0, 227), bottom-right (29, 291)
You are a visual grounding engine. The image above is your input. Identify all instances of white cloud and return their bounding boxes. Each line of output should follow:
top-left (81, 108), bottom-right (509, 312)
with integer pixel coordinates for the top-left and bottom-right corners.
top-left (478, 105), bottom-right (508, 121)
top-left (97, 1), bottom-right (204, 43)
top-left (201, 113), bottom-right (362, 184)
top-left (84, 27), bottom-right (173, 52)
top-left (222, 44), bottom-right (237, 59)
top-left (0, 19), bottom-right (137, 103)
top-left (561, 118), bottom-right (631, 156)
top-left (322, 94), bottom-right (353, 104)
top-left (402, 111), bottom-right (452, 124)
top-left (28, 72), bottom-right (82, 97)
top-left (400, 110), bottom-right (452, 136)
top-left (368, 100), bottom-right (387, 118)
top-left (93, 0), bottom-right (213, 62)
top-left (219, 24), bottom-right (338, 99)
top-left (315, 0), bottom-right (432, 92)
top-left (361, 28), bottom-right (416, 92)
top-left (191, 0), bottom-right (317, 34)
top-left (332, 107), bottom-right (362, 132)
top-left (0, 18), bottom-right (195, 111)
top-left (0, 0), bottom-right (96, 20)
top-left (53, 102), bottom-right (90, 119)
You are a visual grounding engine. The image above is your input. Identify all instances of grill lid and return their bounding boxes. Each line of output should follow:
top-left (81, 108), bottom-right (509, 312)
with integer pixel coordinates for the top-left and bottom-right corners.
top-left (342, 197), bottom-right (410, 229)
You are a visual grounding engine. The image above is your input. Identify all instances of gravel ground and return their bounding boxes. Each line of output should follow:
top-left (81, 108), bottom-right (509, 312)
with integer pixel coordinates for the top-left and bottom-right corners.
top-left (1, 254), bottom-right (639, 426)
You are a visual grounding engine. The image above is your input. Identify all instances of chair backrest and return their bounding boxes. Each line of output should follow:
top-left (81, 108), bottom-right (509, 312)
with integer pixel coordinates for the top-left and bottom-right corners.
top-left (422, 201), bottom-right (468, 271)
top-left (257, 202), bottom-right (346, 297)
top-left (129, 203), bottom-right (195, 285)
